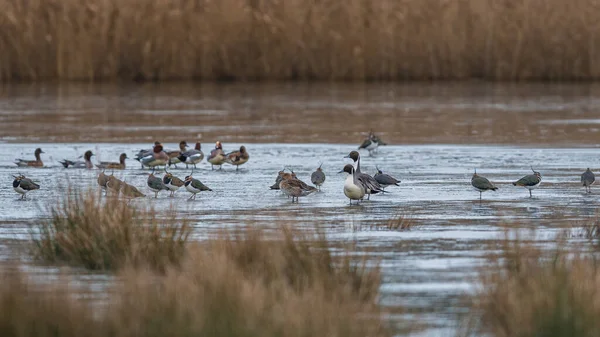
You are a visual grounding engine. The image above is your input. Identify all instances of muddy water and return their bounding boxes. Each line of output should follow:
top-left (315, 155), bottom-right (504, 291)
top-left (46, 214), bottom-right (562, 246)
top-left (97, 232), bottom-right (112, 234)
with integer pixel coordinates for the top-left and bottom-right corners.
top-left (1, 83), bottom-right (600, 336)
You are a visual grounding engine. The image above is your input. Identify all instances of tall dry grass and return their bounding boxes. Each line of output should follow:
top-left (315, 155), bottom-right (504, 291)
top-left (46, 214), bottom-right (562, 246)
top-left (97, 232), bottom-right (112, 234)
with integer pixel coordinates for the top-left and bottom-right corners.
top-left (3, 225), bottom-right (388, 337)
top-left (0, 0), bottom-right (598, 81)
top-left (461, 231), bottom-right (600, 337)
top-left (31, 189), bottom-right (190, 272)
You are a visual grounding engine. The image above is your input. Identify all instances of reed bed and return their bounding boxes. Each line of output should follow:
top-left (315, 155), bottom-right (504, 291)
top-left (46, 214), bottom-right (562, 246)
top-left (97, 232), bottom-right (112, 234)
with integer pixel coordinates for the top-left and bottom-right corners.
top-left (461, 231), bottom-right (600, 337)
top-left (31, 189), bottom-right (190, 272)
top-left (0, 0), bottom-right (598, 81)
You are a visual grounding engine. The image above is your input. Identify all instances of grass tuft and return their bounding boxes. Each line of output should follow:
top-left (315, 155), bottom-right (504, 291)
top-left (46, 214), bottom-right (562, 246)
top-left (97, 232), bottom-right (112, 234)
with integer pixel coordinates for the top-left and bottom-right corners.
top-left (30, 189), bottom-right (190, 272)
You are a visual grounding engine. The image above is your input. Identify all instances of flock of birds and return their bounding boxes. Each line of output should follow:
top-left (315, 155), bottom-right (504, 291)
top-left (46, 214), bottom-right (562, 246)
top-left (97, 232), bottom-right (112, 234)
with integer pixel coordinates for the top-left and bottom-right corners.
top-left (8, 131), bottom-right (599, 204)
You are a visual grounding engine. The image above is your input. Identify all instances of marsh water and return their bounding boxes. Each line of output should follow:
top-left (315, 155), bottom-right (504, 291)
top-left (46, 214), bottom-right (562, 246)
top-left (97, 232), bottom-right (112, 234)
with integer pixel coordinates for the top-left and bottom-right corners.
top-left (1, 82), bottom-right (600, 336)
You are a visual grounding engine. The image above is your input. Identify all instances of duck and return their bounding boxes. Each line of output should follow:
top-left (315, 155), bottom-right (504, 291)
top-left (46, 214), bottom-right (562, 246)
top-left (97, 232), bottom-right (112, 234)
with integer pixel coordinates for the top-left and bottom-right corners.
top-left (344, 151), bottom-right (385, 200)
top-left (13, 174), bottom-right (40, 200)
top-left (166, 141), bottom-right (189, 168)
top-left (15, 148), bottom-right (44, 167)
top-left (176, 142), bottom-right (204, 169)
top-left (60, 150), bottom-right (94, 169)
top-left (374, 166), bottom-right (400, 190)
top-left (339, 164), bottom-right (365, 205)
top-left (96, 153), bottom-right (128, 170)
top-left (224, 146), bottom-right (249, 171)
top-left (163, 169), bottom-right (185, 197)
top-left (140, 144), bottom-right (170, 168)
top-left (184, 172), bottom-right (213, 200)
top-left (581, 168), bottom-right (595, 193)
top-left (310, 163), bottom-right (326, 191)
top-left (471, 169), bottom-right (498, 200)
top-left (134, 141), bottom-right (161, 169)
top-left (279, 172), bottom-right (318, 203)
top-left (207, 141), bottom-right (226, 170)
top-left (513, 167), bottom-right (542, 198)
top-left (147, 169), bottom-right (169, 198)
top-left (120, 183), bottom-right (146, 199)
top-left (270, 170), bottom-right (286, 190)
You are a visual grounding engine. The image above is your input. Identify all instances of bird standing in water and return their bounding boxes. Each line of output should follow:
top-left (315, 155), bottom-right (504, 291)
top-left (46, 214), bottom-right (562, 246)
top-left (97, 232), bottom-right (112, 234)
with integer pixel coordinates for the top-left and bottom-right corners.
top-left (13, 174), bottom-right (40, 200)
top-left (581, 168), bottom-right (595, 193)
top-left (471, 169), bottom-right (498, 200)
top-left (513, 167), bottom-right (542, 198)
top-left (311, 163), bottom-right (326, 191)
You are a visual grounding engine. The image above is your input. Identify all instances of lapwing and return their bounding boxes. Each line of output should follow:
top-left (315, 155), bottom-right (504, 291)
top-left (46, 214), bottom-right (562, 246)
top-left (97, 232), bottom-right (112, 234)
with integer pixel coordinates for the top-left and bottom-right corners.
top-left (184, 170), bottom-right (212, 200)
top-left (581, 168), bottom-right (595, 193)
top-left (147, 168), bottom-right (169, 198)
top-left (513, 167), bottom-right (542, 198)
top-left (311, 163), bottom-right (326, 191)
top-left (15, 148), bottom-right (44, 167)
top-left (471, 169), bottom-right (498, 200)
top-left (374, 166), bottom-right (400, 190)
top-left (13, 174), bottom-right (40, 200)
top-left (163, 168), bottom-right (185, 197)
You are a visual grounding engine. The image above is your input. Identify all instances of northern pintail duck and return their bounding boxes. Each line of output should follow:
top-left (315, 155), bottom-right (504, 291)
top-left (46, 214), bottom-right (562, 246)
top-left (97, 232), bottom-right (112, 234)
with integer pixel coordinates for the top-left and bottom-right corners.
top-left (207, 141), bottom-right (226, 170)
top-left (166, 141), bottom-right (189, 168)
top-left (147, 169), bottom-right (169, 198)
top-left (13, 174), bottom-right (40, 200)
top-left (177, 142), bottom-right (204, 169)
top-left (471, 169), bottom-right (497, 200)
top-left (345, 151), bottom-right (385, 200)
top-left (225, 145), bottom-right (249, 171)
top-left (163, 169), bottom-right (185, 197)
top-left (278, 172), bottom-right (317, 203)
top-left (340, 164), bottom-right (365, 205)
top-left (134, 141), bottom-right (161, 169)
top-left (513, 167), bottom-right (542, 198)
top-left (582, 168), bottom-right (595, 193)
top-left (96, 153), bottom-right (128, 170)
top-left (120, 182), bottom-right (146, 199)
top-left (374, 166), bottom-right (400, 190)
top-left (184, 172), bottom-right (212, 200)
top-left (15, 148), bottom-right (44, 167)
top-left (60, 150), bottom-right (94, 169)
top-left (140, 144), bottom-right (170, 168)
top-left (311, 163), bottom-right (326, 191)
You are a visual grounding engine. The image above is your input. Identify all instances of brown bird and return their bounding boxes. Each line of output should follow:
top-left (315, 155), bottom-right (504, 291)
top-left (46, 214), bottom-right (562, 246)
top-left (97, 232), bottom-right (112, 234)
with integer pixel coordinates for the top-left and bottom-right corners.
top-left (279, 172), bottom-right (317, 203)
top-left (163, 170), bottom-right (185, 197)
top-left (166, 141), bottom-right (189, 167)
top-left (207, 141), bottom-right (226, 170)
top-left (15, 148), bottom-right (44, 167)
top-left (120, 183), bottom-right (146, 199)
top-left (225, 145), bottom-right (249, 171)
top-left (96, 153), bottom-right (128, 170)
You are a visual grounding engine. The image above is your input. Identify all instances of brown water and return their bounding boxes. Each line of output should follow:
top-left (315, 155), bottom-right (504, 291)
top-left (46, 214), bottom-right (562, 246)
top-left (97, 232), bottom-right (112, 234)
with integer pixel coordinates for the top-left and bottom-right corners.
top-left (1, 82), bottom-right (600, 336)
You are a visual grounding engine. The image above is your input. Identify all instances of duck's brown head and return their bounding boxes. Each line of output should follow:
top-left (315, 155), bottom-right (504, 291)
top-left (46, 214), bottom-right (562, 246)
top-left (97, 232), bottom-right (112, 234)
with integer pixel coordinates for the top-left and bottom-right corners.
top-left (345, 151), bottom-right (360, 162)
top-left (239, 145), bottom-right (246, 153)
top-left (215, 141), bottom-right (222, 149)
top-left (195, 142), bottom-right (201, 150)
top-left (119, 153), bottom-right (128, 163)
top-left (179, 141), bottom-right (188, 150)
top-left (35, 148), bottom-right (44, 157)
top-left (84, 150), bottom-right (94, 161)
top-left (154, 144), bottom-right (164, 153)
top-left (281, 172), bottom-right (294, 181)
top-left (154, 141), bottom-right (161, 146)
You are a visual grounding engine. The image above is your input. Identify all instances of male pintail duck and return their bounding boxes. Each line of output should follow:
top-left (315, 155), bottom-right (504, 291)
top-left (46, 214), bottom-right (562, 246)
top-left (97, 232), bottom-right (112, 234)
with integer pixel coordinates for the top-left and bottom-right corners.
top-left (120, 183), bottom-right (146, 199)
top-left (60, 150), bottom-right (94, 169)
top-left (582, 168), bottom-right (595, 193)
top-left (147, 169), bottom-right (169, 198)
top-left (163, 168), bottom-right (185, 197)
top-left (207, 141), bottom-right (226, 170)
top-left (96, 153), bottom-right (128, 170)
top-left (13, 174), bottom-right (40, 200)
top-left (225, 146), bottom-right (249, 171)
top-left (166, 141), bottom-right (188, 168)
top-left (15, 148), bottom-right (44, 167)
top-left (140, 144), bottom-right (170, 168)
top-left (279, 172), bottom-right (318, 203)
top-left (513, 167), bottom-right (542, 198)
top-left (184, 171), bottom-right (213, 200)
top-left (311, 163), bottom-right (326, 191)
top-left (471, 169), bottom-right (498, 200)
top-left (339, 164), bottom-right (365, 205)
top-left (176, 142), bottom-right (204, 169)
top-left (374, 166), bottom-right (400, 190)
top-left (345, 151), bottom-right (385, 199)
top-left (134, 141), bottom-right (161, 169)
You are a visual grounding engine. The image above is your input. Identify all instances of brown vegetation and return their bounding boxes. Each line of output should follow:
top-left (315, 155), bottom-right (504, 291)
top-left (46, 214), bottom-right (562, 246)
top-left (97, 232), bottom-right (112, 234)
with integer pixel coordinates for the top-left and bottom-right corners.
top-left (31, 189), bottom-right (190, 271)
top-left (0, 0), bottom-right (598, 81)
top-left (461, 231), bottom-right (600, 337)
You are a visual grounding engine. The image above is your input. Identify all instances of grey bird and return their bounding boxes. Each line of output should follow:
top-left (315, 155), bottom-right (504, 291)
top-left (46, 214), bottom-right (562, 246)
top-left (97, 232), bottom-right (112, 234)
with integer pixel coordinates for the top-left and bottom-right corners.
top-left (13, 174), bottom-right (40, 200)
top-left (471, 169), bottom-right (498, 200)
top-left (147, 169), bottom-right (169, 198)
top-left (513, 167), bottom-right (542, 198)
top-left (310, 163), bottom-right (326, 191)
top-left (184, 171), bottom-right (213, 200)
top-left (374, 166), bottom-right (400, 190)
top-left (60, 150), bottom-right (94, 169)
top-left (345, 151), bottom-right (385, 200)
top-left (581, 168), bottom-right (595, 193)
top-left (176, 142), bottom-right (204, 169)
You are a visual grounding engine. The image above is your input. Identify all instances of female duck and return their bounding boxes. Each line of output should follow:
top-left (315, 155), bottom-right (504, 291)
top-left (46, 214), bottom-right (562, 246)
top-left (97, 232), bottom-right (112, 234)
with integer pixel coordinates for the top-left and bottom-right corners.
top-left (96, 153), bottom-right (128, 170)
top-left (15, 148), bottom-right (44, 167)
top-left (207, 141), bottom-right (226, 170)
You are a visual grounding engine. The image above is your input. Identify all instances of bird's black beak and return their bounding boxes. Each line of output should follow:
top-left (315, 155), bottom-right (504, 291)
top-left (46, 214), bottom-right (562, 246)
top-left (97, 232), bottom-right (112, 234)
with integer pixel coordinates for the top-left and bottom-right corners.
top-left (337, 170), bottom-right (344, 174)
top-left (343, 154), bottom-right (350, 158)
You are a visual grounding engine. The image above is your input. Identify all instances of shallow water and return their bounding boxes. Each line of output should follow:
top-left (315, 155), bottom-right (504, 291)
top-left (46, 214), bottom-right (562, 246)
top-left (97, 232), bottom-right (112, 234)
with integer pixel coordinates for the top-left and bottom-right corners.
top-left (0, 142), bottom-right (597, 335)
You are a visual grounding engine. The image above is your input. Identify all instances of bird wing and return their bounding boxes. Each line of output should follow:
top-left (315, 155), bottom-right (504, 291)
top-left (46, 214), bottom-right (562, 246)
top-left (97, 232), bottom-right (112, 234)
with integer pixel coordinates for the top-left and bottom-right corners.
top-left (358, 139), bottom-right (372, 149)
top-left (358, 173), bottom-right (384, 193)
top-left (20, 178), bottom-right (40, 190)
top-left (472, 176), bottom-right (495, 190)
top-left (192, 179), bottom-right (212, 191)
top-left (375, 173), bottom-right (399, 185)
top-left (514, 174), bottom-right (540, 186)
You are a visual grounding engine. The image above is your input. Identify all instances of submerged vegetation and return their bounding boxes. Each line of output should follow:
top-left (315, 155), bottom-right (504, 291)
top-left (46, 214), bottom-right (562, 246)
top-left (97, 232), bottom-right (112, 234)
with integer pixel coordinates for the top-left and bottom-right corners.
top-left (0, 0), bottom-right (598, 81)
